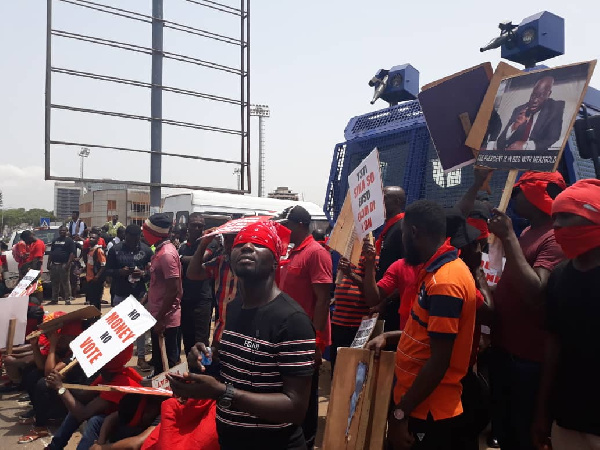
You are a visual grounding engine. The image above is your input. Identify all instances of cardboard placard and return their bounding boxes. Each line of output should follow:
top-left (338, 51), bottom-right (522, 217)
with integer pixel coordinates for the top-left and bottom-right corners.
top-left (348, 149), bottom-right (386, 240)
top-left (466, 62), bottom-right (522, 152)
top-left (63, 383), bottom-right (173, 397)
top-left (418, 63), bottom-right (493, 172)
top-left (350, 316), bottom-right (379, 349)
top-left (151, 361), bottom-right (189, 389)
top-left (11, 270), bottom-right (40, 297)
top-left (69, 296), bottom-right (156, 377)
top-left (26, 305), bottom-right (102, 340)
top-left (0, 296), bottom-right (29, 350)
top-left (328, 193), bottom-right (362, 266)
top-left (474, 60), bottom-right (596, 171)
top-left (323, 348), bottom-right (395, 450)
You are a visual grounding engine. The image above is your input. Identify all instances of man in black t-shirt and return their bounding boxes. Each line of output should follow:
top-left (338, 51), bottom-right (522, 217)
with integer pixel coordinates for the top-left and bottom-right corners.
top-left (169, 221), bottom-right (315, 450)
top-left (534, 179), bottom-right (600, 450)
top-left (179, 213), bottom-right (213, 353)
top-left (105, 224), bottom-right (153, 370)
top-left (48, 226), bottom-right (76, 305)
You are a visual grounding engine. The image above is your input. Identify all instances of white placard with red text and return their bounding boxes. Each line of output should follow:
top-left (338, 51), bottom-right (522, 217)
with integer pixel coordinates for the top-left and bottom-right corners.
top-left (151, 361), bottom-right (188, 389)
top-left (481, 253), bottom-right (506, 286)
top-left (348, 148), bottom-right (386, 239)
top-left (11, 270), bottom-right (40, 297)
top-left (69, 296), bottom-right (156, 377)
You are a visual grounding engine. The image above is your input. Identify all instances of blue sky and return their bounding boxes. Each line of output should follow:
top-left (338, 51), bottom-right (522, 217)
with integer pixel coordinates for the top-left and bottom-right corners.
top-left (1, 0), bottom-right (598, 210)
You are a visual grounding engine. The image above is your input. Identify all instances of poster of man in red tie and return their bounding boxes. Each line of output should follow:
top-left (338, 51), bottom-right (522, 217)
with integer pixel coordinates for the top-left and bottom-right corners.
top-left (477, 60), bottom-right (595, 171)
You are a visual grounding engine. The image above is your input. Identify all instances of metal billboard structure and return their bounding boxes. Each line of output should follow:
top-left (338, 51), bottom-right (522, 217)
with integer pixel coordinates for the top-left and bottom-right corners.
top-left (45, 0), bottom-right (251, 210)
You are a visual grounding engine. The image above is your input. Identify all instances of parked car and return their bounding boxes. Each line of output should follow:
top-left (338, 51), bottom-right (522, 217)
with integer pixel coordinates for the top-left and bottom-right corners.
top-left (4, 227), bottom-right (60, 296)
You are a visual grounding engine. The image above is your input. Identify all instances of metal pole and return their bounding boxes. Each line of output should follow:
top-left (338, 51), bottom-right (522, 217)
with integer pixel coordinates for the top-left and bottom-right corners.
top-left (150, 0), bottom-right (163, 212)
top-left (45, 0), bottom-right (52, 180)
top-left (239, 0), bottom-right (245, 191)
top-left (258, 115), bottom-right (264, 197)
top-left (80, 155), bottom-right (84, 197)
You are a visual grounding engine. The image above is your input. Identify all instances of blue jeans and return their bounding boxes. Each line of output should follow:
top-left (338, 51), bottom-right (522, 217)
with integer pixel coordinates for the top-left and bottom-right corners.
top-left (47, 413), bottom-right (105, 450)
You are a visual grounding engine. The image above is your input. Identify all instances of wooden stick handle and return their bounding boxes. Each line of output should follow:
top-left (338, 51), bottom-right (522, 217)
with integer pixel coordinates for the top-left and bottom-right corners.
top-left (159, 334), bottom-right (169, 373)
top-left (59, 358), bottom-right (79, 377)
top-left (6, 319), bottom-right (17, 355)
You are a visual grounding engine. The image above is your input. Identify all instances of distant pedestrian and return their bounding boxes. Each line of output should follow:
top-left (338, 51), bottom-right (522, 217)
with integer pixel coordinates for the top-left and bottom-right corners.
top-left (48, 226), bottom-right (75, 305)
top-left (105, 215), bottom-right (124, 238)
top-left (179, 213), bottom-right (213, 353)
top-left (105, 224), bottom-right (153, 371)
top-left (107, 226), bottom-right (125, 253)
top-left (143, 214), bottom-right (182, 373)
top-left (67, 211), bottom-right (86, 241)
top-left (85, 231), bottom-right (107, 311)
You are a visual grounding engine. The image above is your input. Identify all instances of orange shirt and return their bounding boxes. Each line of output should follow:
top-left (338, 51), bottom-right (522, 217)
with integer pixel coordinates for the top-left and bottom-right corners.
top-left (86, 245), bottom-right (106, 282)
top-left (393, 243), bottom-right (476, 421)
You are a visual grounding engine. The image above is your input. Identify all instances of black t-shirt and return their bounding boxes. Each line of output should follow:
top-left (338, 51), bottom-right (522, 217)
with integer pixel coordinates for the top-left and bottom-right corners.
top-left (105, 242), bottom-right (153, 298)
top-left (49, 236), bottom-right (76, 264)
top-left (179, 241), bottom-right (212, 304)
top-left (546, 260), bottom-right (600, 436)
top-left (376, 219), bottom-right (404, 280)
top-left (216, 293), bottom-right (315, 450)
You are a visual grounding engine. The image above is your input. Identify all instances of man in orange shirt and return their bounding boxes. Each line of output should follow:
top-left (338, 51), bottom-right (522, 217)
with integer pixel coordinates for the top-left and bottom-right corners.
top-left (368, 200), bottom-right (476, 450)
top-left (85, 232), bottom-right (107, 310)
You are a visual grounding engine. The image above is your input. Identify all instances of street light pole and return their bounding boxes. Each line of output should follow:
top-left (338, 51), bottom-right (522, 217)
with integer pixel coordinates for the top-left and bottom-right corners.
top-left (249, 105), bottom-right (270, 197)
top-left (78, 147), bottom-right (90, 198)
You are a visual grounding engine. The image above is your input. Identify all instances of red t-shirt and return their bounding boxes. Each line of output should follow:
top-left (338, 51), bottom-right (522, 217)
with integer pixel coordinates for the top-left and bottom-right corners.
top-left (279, 236), bottom-right (333, 344)
top-left (492, 225), bottom-right (565, 362)
top-left (377, 259), bottom-right (419, 329)
top-left (82, 237), bottom-right (106, 250)
top-left (26, 240), bottom-right (46, 262)
top-left (0, 254), bottom-right (7, 272)
top-left (90, 367), bottom-right (143, 413)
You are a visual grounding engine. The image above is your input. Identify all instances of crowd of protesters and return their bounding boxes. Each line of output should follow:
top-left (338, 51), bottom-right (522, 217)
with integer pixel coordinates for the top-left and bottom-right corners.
top-left (1, 168), bottom-right (599, 450)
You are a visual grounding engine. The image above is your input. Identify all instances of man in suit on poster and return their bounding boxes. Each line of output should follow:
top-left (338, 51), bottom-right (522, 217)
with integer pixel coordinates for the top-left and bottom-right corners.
top-left (497, 76), bottom-right (565, 151)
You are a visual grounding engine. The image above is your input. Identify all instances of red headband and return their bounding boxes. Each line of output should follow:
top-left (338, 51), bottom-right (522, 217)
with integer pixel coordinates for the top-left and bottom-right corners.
top-left (514, 171), bottom-right (566, 216)
top-left (233, 221), bottom-right (291, 259)
top-left (552, 178), bottom-right (600, 225)
top-left (466, 218), bottom-right (489, 240)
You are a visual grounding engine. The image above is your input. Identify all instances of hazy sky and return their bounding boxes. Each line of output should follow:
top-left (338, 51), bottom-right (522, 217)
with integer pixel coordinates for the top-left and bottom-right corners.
top-left (1, 0), bottom-right (599, 210)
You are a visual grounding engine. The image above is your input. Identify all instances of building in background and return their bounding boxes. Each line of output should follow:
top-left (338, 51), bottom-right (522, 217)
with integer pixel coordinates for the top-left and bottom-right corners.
top-left (54, 182), bottom-right (81, 221)
top-left (268, 187), bottom-right (299, 201)
top-left (80, 188), bottom-right (150, 228)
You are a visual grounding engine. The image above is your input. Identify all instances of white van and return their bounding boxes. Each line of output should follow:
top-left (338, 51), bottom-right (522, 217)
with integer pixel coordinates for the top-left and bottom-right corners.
top-left (162, 191), bottom-right (329, 232)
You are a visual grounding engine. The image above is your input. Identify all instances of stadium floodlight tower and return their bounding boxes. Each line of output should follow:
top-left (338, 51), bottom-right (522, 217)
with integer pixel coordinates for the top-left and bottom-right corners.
top-left (250, 104), bottom-right (270, 197)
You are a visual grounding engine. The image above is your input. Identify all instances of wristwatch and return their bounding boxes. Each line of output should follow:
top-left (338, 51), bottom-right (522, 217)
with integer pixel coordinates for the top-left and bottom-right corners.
top-left (218, 384), bottom-right (235, 409)
top-left (58, 387), bottom-right (67, 396)
top-left (393, 407), bottom-right (405, 421)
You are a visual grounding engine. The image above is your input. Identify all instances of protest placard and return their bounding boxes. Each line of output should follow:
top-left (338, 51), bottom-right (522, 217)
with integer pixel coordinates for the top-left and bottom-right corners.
top-left (348, 149), bottom-right (386, 240)
top-left (0, 296), bottom-right (29, 349)
top-left (350, 316), bottom-right (379, 349)
top-left (474, 61), bottom-right (596, 171)
top-left (69, 296), bottom-right (156, 377)
top-left (152, 361), bottom-right (189, 389)
top-left (481, 253), bottom-right (506, 286)
top-left (11, 269), bottom-right (40, 297)
top-left (418, 63), bottom-right (493, 172)
top-left (63, 383), bottom-right (173, 397)
top-left (26, 305), bottom-right (101, 340)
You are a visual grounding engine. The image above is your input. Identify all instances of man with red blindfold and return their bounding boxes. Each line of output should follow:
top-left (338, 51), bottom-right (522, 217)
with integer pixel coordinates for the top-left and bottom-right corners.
top-left (45, 345), bottom-right (142, 450)
top-left (533, 179), bottom-right (600, 450)
top-left (487, 170), bottom-right (566, 450)
top-left (169, 221), bottom-right (316, 450)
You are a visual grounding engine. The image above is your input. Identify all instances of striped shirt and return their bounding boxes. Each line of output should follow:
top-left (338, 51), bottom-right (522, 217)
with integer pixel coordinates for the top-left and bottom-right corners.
top-left (204, 255), bottom-right (239, 343)
top-left (216, 293), bottom-right (315, 440)
top-left (332, 256), bottom-right (371, 327)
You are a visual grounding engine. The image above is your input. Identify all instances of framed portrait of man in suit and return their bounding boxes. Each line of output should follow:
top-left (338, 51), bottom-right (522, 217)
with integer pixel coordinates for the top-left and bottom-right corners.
top-left (476, 61), bottom-right (595, 171)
